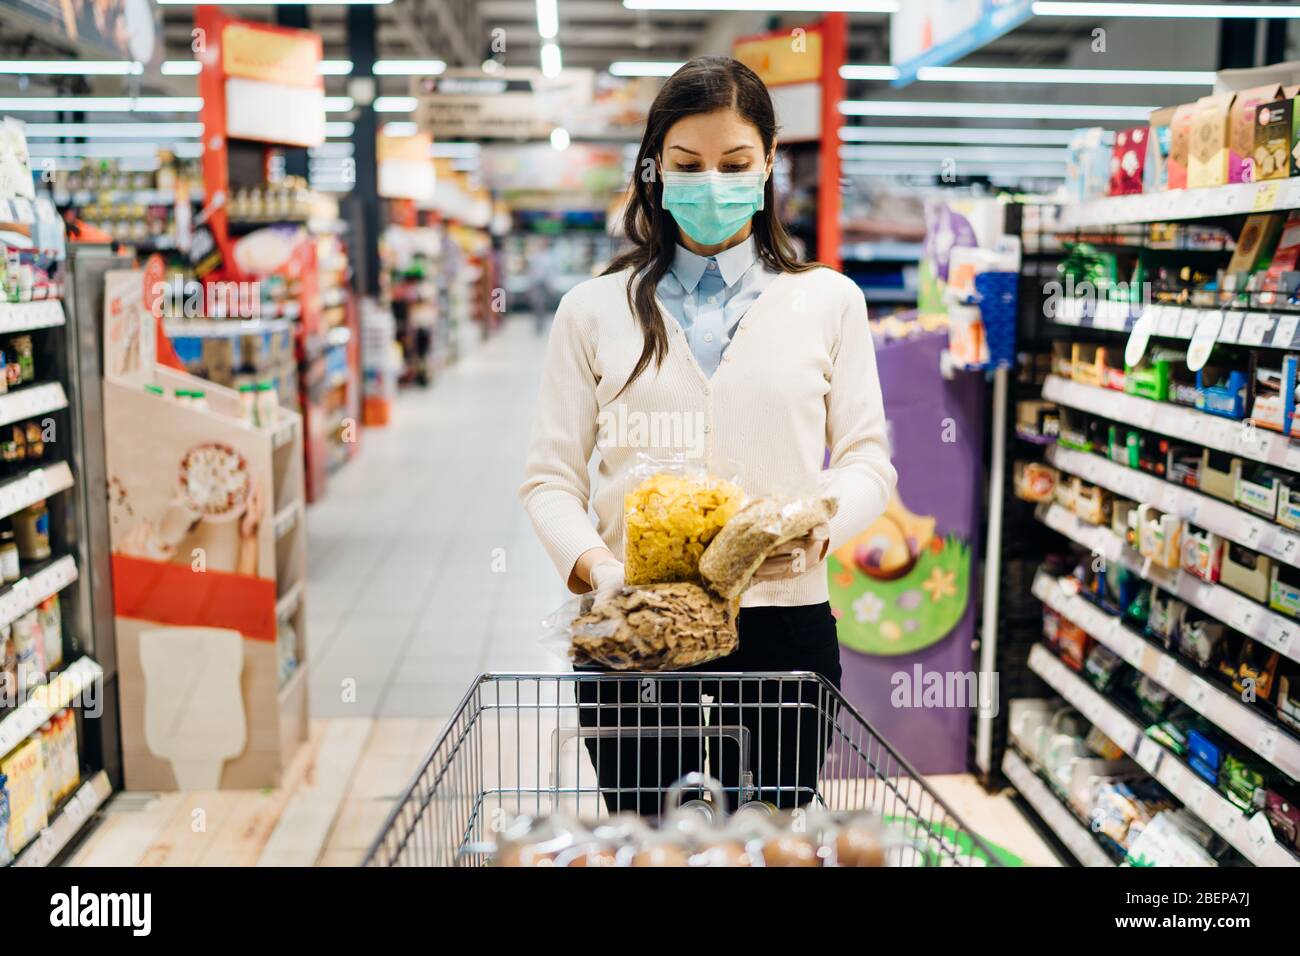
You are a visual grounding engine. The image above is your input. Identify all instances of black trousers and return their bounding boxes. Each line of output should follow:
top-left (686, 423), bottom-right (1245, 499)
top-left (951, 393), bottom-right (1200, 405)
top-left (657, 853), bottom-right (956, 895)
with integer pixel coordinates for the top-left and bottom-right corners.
top-left (576, 602), bottom-right (843, 816)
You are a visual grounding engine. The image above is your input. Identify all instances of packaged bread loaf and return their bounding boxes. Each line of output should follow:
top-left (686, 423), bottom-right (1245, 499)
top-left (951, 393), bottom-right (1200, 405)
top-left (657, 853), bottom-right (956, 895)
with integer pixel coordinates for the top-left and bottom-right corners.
top-left (698, 494), bottom-right (838, 600)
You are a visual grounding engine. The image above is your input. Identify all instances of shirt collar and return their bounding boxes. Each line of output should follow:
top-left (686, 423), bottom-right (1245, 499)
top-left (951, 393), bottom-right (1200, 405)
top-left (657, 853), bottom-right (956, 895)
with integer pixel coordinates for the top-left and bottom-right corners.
top-left (670, 236), bottom-right (758, 293)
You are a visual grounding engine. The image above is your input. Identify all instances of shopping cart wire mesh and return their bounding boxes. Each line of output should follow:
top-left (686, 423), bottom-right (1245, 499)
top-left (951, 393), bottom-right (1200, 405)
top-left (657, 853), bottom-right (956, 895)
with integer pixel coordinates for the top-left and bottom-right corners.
top-left (364, 672), bottom-right (1001, 867)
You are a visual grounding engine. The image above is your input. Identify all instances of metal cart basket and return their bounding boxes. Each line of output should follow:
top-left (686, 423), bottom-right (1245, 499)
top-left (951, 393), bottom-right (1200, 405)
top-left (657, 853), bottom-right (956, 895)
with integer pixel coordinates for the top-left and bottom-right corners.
top-left (364, 672), bottom-right (1002, 867)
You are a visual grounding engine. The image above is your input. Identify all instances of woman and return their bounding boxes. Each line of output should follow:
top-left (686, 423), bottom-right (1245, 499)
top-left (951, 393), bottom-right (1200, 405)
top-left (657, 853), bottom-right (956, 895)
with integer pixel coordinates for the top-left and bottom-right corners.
top-left (519, 56), bottom-right (896, 815)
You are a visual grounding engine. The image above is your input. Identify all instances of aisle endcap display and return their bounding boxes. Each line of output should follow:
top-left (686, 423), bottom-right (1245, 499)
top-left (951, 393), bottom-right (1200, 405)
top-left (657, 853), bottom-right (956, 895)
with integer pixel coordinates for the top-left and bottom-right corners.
top-left (102, 269), bottom-right (309, 790)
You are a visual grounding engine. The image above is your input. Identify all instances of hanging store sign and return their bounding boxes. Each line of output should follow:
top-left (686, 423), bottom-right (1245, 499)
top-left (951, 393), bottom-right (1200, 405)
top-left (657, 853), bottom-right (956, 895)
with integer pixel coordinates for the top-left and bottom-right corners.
top-left (733, 24), bottom-right (825, 143)
top-left (890, 0), bottom-right (1033, 88)
top-left (377, 131), bottom-right (436, 202)
top-left (219, 21), bottom-right (324, 148)
top-left (413, 68), bottom-right (595, 140)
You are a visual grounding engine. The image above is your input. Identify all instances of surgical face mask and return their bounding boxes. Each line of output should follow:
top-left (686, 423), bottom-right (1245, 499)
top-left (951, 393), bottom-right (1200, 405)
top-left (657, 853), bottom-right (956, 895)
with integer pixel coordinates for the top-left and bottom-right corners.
top-left (660, 169), bottom-right (766, 247)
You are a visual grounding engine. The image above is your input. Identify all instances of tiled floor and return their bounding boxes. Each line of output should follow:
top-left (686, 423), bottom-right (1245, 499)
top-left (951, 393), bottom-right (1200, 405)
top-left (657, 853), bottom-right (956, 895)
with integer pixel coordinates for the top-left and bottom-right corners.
top-left (305, 316), bottom-right (571, 720)
top-left (70, 314), bottom-right (1057, 867)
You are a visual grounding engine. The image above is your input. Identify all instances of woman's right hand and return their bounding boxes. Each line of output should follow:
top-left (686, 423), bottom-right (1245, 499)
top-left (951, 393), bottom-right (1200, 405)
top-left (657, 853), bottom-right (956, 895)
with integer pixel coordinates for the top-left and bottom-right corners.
top-left (588, 559), bottom-right (626, 605)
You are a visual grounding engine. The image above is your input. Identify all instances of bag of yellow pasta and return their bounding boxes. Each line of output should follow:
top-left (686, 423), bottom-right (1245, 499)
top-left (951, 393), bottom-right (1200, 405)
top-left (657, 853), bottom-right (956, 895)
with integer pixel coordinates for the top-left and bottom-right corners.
top-left (623, 456), bottom-right (743, 586)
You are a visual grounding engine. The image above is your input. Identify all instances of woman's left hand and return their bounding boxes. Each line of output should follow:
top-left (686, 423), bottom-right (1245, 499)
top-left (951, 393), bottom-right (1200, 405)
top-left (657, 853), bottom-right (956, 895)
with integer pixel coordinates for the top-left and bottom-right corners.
top-left (751, 523), bottom-right (830, 582)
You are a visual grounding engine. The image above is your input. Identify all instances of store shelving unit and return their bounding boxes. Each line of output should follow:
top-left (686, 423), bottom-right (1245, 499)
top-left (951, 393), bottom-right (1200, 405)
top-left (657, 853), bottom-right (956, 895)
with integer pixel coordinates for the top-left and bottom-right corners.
top-left (1000, 741), bottom-right (1119, 868)
top-left (1059, 178), bottom-right (1300, 231)
top-left (1028, 645), bottom-right (1298, 867)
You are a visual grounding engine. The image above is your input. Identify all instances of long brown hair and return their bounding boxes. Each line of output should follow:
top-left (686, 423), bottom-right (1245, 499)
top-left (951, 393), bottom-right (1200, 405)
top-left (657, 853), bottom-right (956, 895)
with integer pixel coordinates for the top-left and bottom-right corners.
top-left (604, 55), bottom-right (815, 395)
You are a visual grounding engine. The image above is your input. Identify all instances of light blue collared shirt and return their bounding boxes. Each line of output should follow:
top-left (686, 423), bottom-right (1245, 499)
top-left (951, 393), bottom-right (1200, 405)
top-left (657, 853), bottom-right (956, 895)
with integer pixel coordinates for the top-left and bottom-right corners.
top-left (656, 237), bottom-right (778, 378)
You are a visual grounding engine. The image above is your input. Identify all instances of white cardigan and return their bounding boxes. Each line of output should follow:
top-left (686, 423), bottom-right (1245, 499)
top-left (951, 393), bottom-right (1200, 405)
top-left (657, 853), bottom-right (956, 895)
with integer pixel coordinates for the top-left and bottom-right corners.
top-left (519, 265), bottom-right (897, 607)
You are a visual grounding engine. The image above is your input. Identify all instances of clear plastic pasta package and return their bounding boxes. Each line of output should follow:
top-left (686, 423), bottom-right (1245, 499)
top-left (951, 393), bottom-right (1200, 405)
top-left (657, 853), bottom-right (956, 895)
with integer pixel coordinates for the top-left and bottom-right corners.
top-left (623, 454), bottom-right (744, 586)
top-left (543, 581), bottom-right (741, 671)
top-left (698, 492), bottom-right (839, 600)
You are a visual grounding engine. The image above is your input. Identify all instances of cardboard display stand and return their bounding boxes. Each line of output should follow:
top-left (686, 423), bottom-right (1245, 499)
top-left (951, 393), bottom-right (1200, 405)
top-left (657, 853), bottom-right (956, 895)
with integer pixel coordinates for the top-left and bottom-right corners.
top-left (102, 269), bottom-right (308, 789)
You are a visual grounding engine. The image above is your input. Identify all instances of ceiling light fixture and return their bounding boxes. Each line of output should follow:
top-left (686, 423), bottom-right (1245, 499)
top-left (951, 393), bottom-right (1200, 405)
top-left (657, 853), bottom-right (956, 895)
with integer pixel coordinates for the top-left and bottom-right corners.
top-left (373, 60), bottom-right (447, 75)
top-left (838, 125), bottom-right (1079, 144)
top-left (839, 100), bottom-right (1155, 120)
top-left (537, 0), bottom-right (559, 39)
top-left (323, 96), bottom-right (355, 112)
top-left (24, 122), bottom-right (205, 138)
top-left (915, 65), bottom-right (1215, 85)
top-left (318, 60), bottom-right (354, 76)
top-left (430, 142), bottom-right (481, 158)
top-left (608, 61), bottom-right (682, 77)
top-left (839, 144), bottom-right (1069, 162)
top-left (623, 0), bottom-right (899, 11)
top-left (550, 127), bottom-right (571, 150)
top-left (325, 121), bottom-right (355, 137)
top-left (0, 61), bottom-right (142, 75)
top-left (1033, 1), bottom-right (1300, 18)
top-left (0, 97), bottom-right (203, 112)
top-left (373, 96), bottom-right (418, 112)
top-left (382, 121), bottom-right (419, 137)
top-left (540, 42), bottom-right (563, 78)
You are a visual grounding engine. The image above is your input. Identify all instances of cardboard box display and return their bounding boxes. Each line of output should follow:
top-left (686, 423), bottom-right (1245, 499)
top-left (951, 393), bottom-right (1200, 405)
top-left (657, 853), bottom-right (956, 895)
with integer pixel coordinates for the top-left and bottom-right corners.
top-left (1254, 92), bottom-right (1297, 181)
top-left (1250, 355), bottom-right (1298, 434)
top-left (1225, 213), bottom-right (1283, 291)
top-left (1181, 523), bottom-right (1223, 583)
top-left (1135, 504), bottom-right (1181, 569)
top-left (1188, 93), bottom-right (1235, 189)
top-left (1260, 211), bottom-right (1300, 305)
top-left (1146, 106), bottom-right (1176, 192)
top-left (1235, 464), bottom-right (1286, 517)
top-left (1221, 542), bottom-right (1272, 603)
top-left (1277, 476), bottom-right (1300, 530)
top-left (1109, 126), bottom-right (1149, 195)
top-left (1198, 449), bottom-right (1239, 502)
top-left (1271, 562), bottom-right (1300, 619)
top-left (1168, 102), bottom-right (1197, 190)
top-left (0, 737), bottom-right (45, 855)
top-left (1228, 84), bottom-right (1282, 183)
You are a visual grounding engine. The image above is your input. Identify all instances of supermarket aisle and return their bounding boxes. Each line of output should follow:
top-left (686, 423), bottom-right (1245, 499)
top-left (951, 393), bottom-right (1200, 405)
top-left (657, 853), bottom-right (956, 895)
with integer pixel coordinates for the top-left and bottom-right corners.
top-left (306, 315), bottom-right (568, 720)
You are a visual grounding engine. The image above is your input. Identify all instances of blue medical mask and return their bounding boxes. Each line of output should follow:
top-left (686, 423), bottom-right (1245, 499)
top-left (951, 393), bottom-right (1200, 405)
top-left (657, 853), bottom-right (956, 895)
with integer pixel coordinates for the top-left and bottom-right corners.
top-left (661, 170), bottom-right (766, 246)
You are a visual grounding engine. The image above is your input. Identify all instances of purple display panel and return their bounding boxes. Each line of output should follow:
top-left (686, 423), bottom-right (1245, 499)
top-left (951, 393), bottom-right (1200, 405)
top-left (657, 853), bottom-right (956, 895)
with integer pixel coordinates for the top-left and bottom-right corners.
top-left (828, 331), bottom-right (986, 775)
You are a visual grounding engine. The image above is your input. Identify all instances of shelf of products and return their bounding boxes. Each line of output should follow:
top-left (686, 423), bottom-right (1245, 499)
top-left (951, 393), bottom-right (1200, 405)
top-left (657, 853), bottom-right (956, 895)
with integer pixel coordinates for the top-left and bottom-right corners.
top-left (1028, 644), bottom-right (1298, 867)
top-left (1034, 569), bottom-right (1300, 781)
top-left (12, 769), bottom-right (111, 868)
top-left (0, 302), bottom-right (66, 335)
top-left (1043, 374), bottom-right (1300, 474)
top-left (1001, 743), bottom-right (1118, 867)
top-left (1047, 445), bottom-right (1300, 569)
top-left (1056, 300), bottom-right (1300, 352)
top-left (1060, 179), bottom-right (1300, 231)
top-left (1037, 502), bottom-right (1300, 665)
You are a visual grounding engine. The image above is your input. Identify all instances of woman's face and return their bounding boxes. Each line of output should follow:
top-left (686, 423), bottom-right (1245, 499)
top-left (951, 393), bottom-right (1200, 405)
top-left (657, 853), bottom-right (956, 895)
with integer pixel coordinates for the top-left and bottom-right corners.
top-left (659, 108), bottom-right (771, 176)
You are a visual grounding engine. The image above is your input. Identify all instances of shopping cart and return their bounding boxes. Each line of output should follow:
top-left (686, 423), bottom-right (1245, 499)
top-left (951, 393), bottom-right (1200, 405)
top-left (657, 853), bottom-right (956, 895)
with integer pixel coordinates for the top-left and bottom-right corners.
top-left (364, 672), bottom-right (1002, 867)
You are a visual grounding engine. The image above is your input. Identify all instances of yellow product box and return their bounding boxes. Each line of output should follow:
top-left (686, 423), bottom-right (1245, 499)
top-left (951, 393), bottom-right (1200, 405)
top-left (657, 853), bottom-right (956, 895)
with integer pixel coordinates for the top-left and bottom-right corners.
top-left (1, 737), bottom-right (47, 856)
top-left (1188, 93), bottom-right (1235, 188)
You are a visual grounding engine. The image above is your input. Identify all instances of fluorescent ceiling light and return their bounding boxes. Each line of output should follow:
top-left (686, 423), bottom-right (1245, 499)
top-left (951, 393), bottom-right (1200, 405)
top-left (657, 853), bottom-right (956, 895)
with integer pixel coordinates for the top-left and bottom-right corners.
top-left (624, 0), bottom-right (899, 11)
top-left (157, 0), bottom-right (393, 4)
top-left (309, 142), bottom-right (355, 158)
top-left (839, 100), bottom-right (1154, 120)
top-left (318, 60), bottom-right (354, 76)
top-left (0, 60), bottom-right (142, 75)
top-left (839, 144), bottom-right (1068, 162)
top-left (430, 142), bottom-right (480, 158)
top-left (915, 65), bottom-right (1214, 85)
top-left (841, 161), bottom-right (1065, 177)
top-left (839, 125), bottom-right (1078, 145)
top-left (382, 121), bottom-right (419, 137)
top-left (29, 141), bottom-right (178, 157)
top-left (537, 0), bottom-right (559, 39)
top-left (324, 96), bottom-right (355, 112)
top-left (161, 60), bottom-right (202, 76)
top-left (551, 127), bottom-right (571, 151)
top-left (374, 96), bottom-right (418, 112)
top-left (24, 122), bottom-right (205, 138)
top-left (840, 65), bottom-right (901, 81)
top-left (326, 121), bottom-right (355, 137)
top-left (609, 61), bottom-right (682, 77)
top-left (540, 42), bottom-right (563, 79)
top-left (0, 97), bottom-right (202, 112)
top-left (373, 59), bottom-right (446, 75)
top-left (1033, 2), bottom-right (1300, 18)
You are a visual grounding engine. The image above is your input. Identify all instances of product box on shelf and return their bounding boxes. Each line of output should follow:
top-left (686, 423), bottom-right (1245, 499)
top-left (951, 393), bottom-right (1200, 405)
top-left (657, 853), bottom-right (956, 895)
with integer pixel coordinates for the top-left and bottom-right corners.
top-left (1229, 84), bottom-right (1284, 183)
top-left (1135, 504), bottom-right (1181, 569)
top-left (1221, 542), bottom-right (1272, 603)
top-left (1113, 498), bottom-right (1138, 546)
top-left (1108, 424), bottom-right (1134, 466)
top-left (1075, 483), bottom-right (1113, 525)
top-left (1125, 349), bottom-right (1177, 402)
top-left (1271, 562), bottom-right (1300, 619)
top-left (1199, 449), bottom-right (1240, 502)
top-left (1068, 127), bottom-right (1116, 202)
top-left (1233, 640), bottom-right (1280, 701)
top-left (1254, 87), bottom-right (1300, 181)
top-left (1134, 431), bottom-right (1170, 479)
top-left (1181, 523), bottom-right (1224, 583)
top-left (1051, 341), bottom-right (1074, 379)
top-left (1014, 460), bottom-right (1058, 503)
top-left (1188, 93), bottom-right (1235, 189)
top-left (1186, 727), bottom-right (1226, 785)
top-left (1169, 359), bottom-right (1201, 408)
top-left (1147, 106), bottom-right (1177, 193)
top-left (1072, 342), bottom-right (1111, 387)
top-left (1176, 612), bottom-right (1227, 670)
top-left (1166, 443), bottom-right (1201, 488)
top-left (1260, 211), bottom-right (1300, 306)
top-left (1236, 464), bottom-right (1285, 517)
top-left (1168, 102), bottom-right (1197, 190)
top-left (0, 736), bottom-right (44, 856)
top-left (1225, 214), bottom-right (1284, 294)
top-left (1278, 668), bottom-right (1300, 731)
top-left (1055, 473), bottom-right (1080, 512)
top-left (1016, 398), bottom-right (1059, 441)
top-left (1277, 475), bottom-right (1300, 530)
top-left (1195, 349), bottom-right (1251, 420)
top-left (101, 270), bottom-right (309, 791)
top-left (1148, 589), bottom-right (1186, 648)
top-left (1057, 618), bottom-right (1093, 671)
top-left (1057, 408), bottom-right (1093, 452)
top-left (1109, 127), bottom-right (1149, 196)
